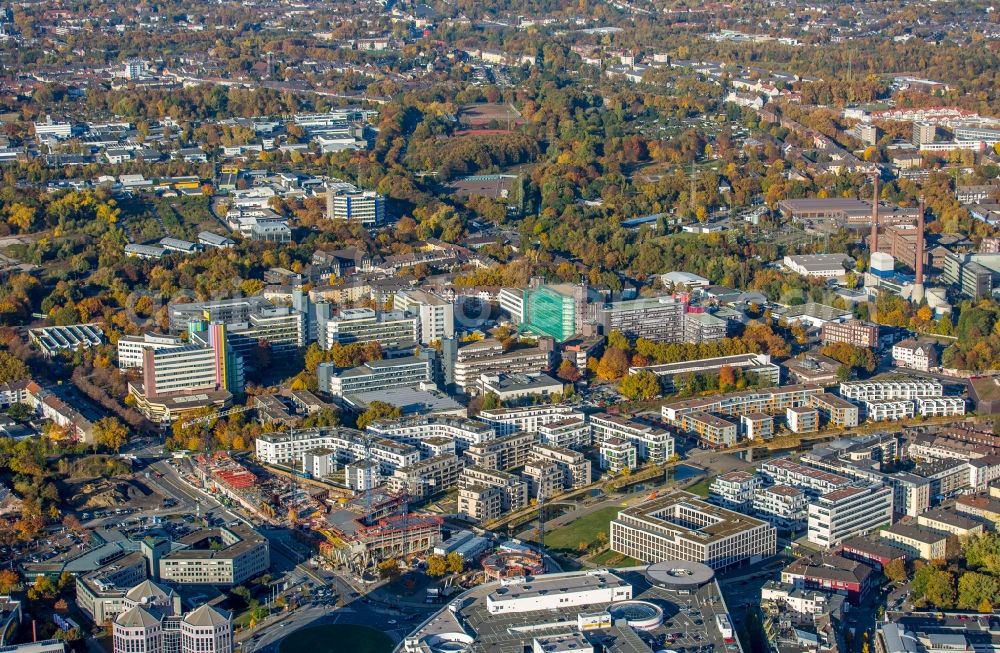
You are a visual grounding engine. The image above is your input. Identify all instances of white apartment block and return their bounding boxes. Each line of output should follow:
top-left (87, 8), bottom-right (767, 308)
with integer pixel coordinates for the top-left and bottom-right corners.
top-left (610, 492), bottom-right (776, 568)
top-left (367, 415), bottom-right (494, 453)
top-left (753, 485), bottom-right (808, 530)
top-left (255, 427), bottom-right (420, 475)
top-left (865, 400), bottom-right (916, 422)
top-left (328, 189), bottom-right (386, 227)
top-left (915, 396), bottom-right (966, 417)
top-left (709, 471), bottom-right (762, 512)
top-left (538, 417), bottom-right (591, 449)
top-left (589, 413), bottom-right (675, 464)
top-left (599, 438), bottom-right (638, 473)
top-left (323, 308), bottom-right (418, 350)
top-left (393, 290), bottom-right (455, 345)
top-left (116, 333), bottom-right (185, 368)
top-left (838, 379), bottom-right (943, 402)
top-left (662, 385), bottom-right (824, 424)
top-left (318, 356), bottom-right (432, 396)
top-left (526, 443), bottom-right (591, 491)
top-left (807, 484), bottom-right (893, 549)
top-left (498, 288), bottom-right (526, 323)
top-left (477, 405), bottom-right (585, 436)
top-left (759, 458), bottom-right (853, 498)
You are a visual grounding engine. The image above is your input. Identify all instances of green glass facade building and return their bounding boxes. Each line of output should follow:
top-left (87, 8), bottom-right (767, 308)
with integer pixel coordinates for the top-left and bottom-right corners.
top-left (524, 285), bottom-right (578, 342)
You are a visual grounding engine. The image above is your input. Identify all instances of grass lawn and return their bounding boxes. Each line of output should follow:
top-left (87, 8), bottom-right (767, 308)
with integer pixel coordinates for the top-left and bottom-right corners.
top-left (590, 549), bottom-right (641, 567)
top-left (279, 625), bottom-right (393, 653)
top-left (685, 476), bottom-right (714, 498)
top-left (537, 505), bottom-right (623, 554)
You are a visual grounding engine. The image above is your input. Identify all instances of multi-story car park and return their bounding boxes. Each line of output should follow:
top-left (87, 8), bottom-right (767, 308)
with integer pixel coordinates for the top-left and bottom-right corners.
top-left (255, 428), bottom-right (420, 474)
top-left (807, 484), bottom-right (894, 549)
top-left (838, 379), bottom-right (943, 402)
top-left (589, 413), bottom-right (675, 464)
top-left (159, 525), bottom-right (269, 586)
top-left (477, 405), bottom-right (585, 436)
top-left (610, 491), bottom-right (776, 569)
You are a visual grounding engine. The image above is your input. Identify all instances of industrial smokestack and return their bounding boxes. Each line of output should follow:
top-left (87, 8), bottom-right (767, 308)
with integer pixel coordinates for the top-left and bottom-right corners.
top-left (870, 174), bottom-right (880, 254)
top-left (912, 198), bottom-right (926, 303)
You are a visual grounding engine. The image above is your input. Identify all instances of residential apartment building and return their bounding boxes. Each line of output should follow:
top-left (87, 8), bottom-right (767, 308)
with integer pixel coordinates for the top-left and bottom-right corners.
top-left (521, 459), bottom-right (564, 500)
top-left (393, 289), bottom-right (455, 345)
top-left (865, 400), bottom-right (916, 422)
top-left (255, 427), bottom-right (420, 475)
top-left (589, 413), bottom-right (675, 464)
top-left (599, 438), bottom-right (638, 473)
top-left (464, 432), bottom-right (537, 471)
top-left (741, 413), bottom-right (774, 440)
top-left (753, 485), bottom-right (808, 531)
top-left (525, 444), bottom-right (591, 492)
top-left (679, 411), bottom-right (738, 447)
top-left (820, 320), bottom-right (879, 348)
top-left (662, 385), bottom-right (825, 424)
top-left (477, 405), bottom-right (585, 436)
top-left (787, 407), bottom-right (818, 434)
top-left (879, 523), bottom-right (950, 560)
top-left (537, 417), bottom-right (591, 450)
top-left (457, 466), bottom-right (528, 522)
top-left (807, 484), bottom-right (894, 548)
top-left (709, 471), bottom-right (762, 512)
top-left (367, 415), bottom-right (494, 453)
top-left (810, 393), bottom-right (860, 428)
top-left (387, 454), bottom-right (464, 499)
top-left (892, 340), bottom-right (937, 372)
top-left (838, 379), bottom-right (943, 402)
top-left (759, 458), bottom-right (853, 499)
top-left (322, 308), bottom-right (418, 351)
top-left (317, 354), bottom-right (433, 396)
top-left (610, 491), bottom-right (777, 569)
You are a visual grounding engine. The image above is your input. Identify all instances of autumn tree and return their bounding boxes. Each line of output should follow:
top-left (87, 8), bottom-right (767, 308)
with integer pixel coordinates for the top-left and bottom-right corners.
top-left (446, 552), bottom-right (464, 574)
top-left (619, 371), bottom-right (661, 401)
top-left (883, 558), bottom-right (907, 584)
top-left (556, 359), bottom-right (582, 382)
top-left (0, 569), bottom-right (19, 594)
top-left (355, 401), bottom-right (402, 430)
top-left (425, 555), bottom-right (447, 577)
top-left (93, 417), bottom-right (128, 452)
top-left (596, 347), bottom-right (630, 381)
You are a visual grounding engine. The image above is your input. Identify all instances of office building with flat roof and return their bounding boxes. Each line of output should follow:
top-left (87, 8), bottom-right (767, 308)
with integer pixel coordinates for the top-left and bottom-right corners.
top-left (807, 484), bottom-right (893, 549)
top-left (610, 491), bottom-right (776, 569)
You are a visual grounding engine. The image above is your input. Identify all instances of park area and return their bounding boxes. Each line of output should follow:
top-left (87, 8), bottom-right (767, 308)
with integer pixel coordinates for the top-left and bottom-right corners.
top-left (278, 625), bottom-right (394, 653)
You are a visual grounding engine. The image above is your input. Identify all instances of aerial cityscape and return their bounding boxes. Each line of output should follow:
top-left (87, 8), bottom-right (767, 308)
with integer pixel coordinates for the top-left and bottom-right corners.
top-left (5, 1), bottom-right (1000, 653)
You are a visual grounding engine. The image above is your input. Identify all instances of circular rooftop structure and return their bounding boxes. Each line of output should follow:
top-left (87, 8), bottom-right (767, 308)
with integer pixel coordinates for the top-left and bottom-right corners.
top-left (607, 600), bottom-right (664, 631)
top-left (645, 560), bottom-right (715, 590)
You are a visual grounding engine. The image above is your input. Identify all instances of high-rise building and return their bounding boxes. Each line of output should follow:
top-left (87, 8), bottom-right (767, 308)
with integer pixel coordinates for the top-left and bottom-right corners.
top-left (597, 296), bottom-right (686, 342)
top-left (912, 122), bottom-right (937, 147)
top-left (326, 187), bottom-right (386, 227)
top-left (168, 295), bottom-right (308, 355)
top-left (393, 289), bottom-right (454, 345)
top-left (128, 322), bottom-right (244, 422)
top-left (522, 283), bottom-right (590, 342)
top-left (807, 484), bottom-right (893, 548)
